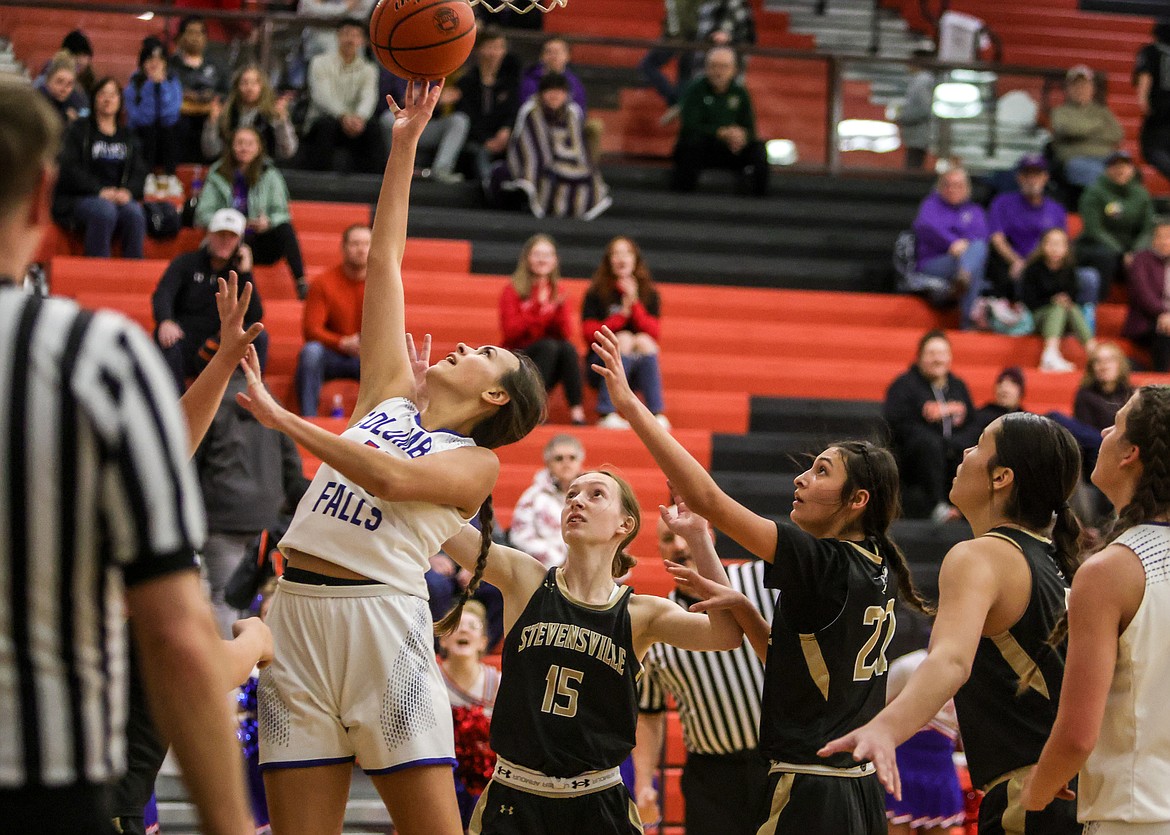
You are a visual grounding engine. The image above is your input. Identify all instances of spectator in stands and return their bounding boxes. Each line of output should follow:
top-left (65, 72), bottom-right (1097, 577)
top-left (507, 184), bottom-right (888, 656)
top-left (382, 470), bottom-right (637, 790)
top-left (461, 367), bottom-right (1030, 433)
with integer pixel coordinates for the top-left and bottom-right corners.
top-left (153, 207), bottom-right (266, 390)
top-left (519, 37), bottom-right (603, 163)
top-left (51, 77), bottom-right (148, 259)
top-left (303, 18), bottom-right (384, 174)
top-left (169, 16), bottom-right (228, 163)
top-left (640, 0), bottom-right (704, 108)
top-left (124, 37), bottom-right (183, 193)
top-left (582, 236), bottom-right (668, 429)
top-left (380, 74), bottom-right (469, 184)
top-left (671, 46), bottom-right (768, 197)
top-left (1051, 65), bottom-right (1123, 189)
top-left (1075, 341), bottom-right (1133, 434)
top-left (499, 234), bottom-right (587, 425)
top-left (195, 125), bottom-right (308, 299)
top-left (1022, 228), bottom-right (1096, 373)
top-left (509, 434), bottom-right (585, 567)
top-left (632, 506), bottom-right (773, 835)
top-left (883, 329), bottom-right (973, 523)
top-left (1123, 218), bottom-right (1170, 371)
top-left (36, 30), bottom-right (96, 101)
top-left (498, 73), bottom-right (612, 219)
top-left (1135, 21), bottom-right (1170, 183)
top-left (194, 369), bottom-right (305, 636)
top-left (202, 63), bottom-right (299, 162)
top-left (34, 51), bottom-right (83, 125)
top-left (298, 0), bottom-right (379, 63)
top-left (295, 224), bottom-right (370, 416)
top-left (1076, 150), bottom-right (1155, 299)
top-left (695, 0), bottom-right (756, 54)
top-left (954, 365), bottom-right (1027, 450)
top-left (911, 166), bottom-right (989, 329)
top-left (457, 26), bottom-right (521, 183)
top-left (987, 153), bottom-right (1069, 298)
top-left (893, 53), bottom-right (936, 170)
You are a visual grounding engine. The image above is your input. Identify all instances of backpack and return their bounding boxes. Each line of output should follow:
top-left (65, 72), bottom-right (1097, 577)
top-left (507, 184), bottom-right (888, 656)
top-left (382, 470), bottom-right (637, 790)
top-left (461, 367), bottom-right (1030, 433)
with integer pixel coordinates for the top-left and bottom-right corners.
top-left (144, 200), bottom-right (181, 239)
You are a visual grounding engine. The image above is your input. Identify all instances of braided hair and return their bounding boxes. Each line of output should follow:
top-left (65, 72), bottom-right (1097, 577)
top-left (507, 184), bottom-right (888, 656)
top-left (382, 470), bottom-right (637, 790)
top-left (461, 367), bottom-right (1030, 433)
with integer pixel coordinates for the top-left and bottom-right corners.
top-left (435, 496), bottom-right (495, 637)
top-left (1104, 384), bottom-right (1170, 547)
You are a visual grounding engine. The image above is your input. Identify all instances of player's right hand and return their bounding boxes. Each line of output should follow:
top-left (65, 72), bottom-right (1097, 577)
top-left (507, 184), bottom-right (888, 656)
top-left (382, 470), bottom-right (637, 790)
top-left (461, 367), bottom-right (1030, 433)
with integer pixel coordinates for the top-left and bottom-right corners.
top-left (635, 785), bottom-right (661, 829)
top-left (817, 721), bottom-right (902, 800)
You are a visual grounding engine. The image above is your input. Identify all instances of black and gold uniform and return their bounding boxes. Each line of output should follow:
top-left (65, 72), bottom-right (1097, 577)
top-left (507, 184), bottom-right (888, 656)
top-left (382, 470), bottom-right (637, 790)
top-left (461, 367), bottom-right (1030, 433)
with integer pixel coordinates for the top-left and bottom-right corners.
top-left (470, 567), bottom-right (643, 835)
top-left (953, 526), bottom-right (1078, 835)
top-left (757, 523), bottom-right (897, 835)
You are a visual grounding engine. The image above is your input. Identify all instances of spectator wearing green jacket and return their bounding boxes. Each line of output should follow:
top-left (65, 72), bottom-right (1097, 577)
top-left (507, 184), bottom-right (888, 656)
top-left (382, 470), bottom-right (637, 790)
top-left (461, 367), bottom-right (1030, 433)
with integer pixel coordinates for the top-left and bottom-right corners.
top-left (1076, 149), bottom-right (1155, 300)
top-left (195, 125), bottom-right (308, 299)
top-left (671, 46), bottom-right (768, 196)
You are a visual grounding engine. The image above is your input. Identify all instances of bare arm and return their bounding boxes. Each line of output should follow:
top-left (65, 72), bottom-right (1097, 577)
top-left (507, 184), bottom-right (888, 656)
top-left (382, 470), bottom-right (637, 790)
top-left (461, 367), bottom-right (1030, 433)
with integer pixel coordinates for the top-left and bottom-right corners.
top-left (592, 326), bottom-right (777, 561)
top-left (128, 571), bottom-right (252, 835)
top-left (666, 562), bottom-right (770, 661)
top-left (443, 523), bottom-right (548, 604)
top-left (1136, 72), bottom-right (1152, 115)
top-left (632, 711), bottom-right (666, 826)
top-left (353, 81), bottom-right (442, 420)
top-left (221, 617), bottom-right (274, 688)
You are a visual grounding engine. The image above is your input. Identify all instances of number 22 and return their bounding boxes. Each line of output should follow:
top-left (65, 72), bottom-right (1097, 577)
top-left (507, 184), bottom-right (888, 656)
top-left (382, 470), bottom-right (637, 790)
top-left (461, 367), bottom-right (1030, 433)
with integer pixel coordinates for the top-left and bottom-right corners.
top-left (853, 599), bottom-right (896, 681)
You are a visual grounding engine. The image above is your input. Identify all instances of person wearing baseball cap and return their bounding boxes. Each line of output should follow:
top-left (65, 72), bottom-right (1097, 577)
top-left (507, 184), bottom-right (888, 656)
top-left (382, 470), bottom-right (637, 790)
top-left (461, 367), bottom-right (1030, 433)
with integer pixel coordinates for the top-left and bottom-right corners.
top-left (152, 207), bottom-right (266, 391)
top-left (1076, 145), bottom-right (1155, 300)
top-left (1050, 63), bottom-right (1123, 189)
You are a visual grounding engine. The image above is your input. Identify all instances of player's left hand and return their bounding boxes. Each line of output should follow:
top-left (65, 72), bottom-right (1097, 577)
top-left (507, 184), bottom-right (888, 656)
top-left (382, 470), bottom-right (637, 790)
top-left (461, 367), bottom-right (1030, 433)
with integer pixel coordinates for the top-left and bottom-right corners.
top-left (1018, 770), bottom-right (1075, 811)
top-left (235, 345), bottom-right (287, 430)
top-left (406, 332), bottom-right (431, 409)
top-left (387, 79), bottom-right (442, 142)
top-left (216, 272), bottom-right (265, 362)
top-left (591, 326), bottom-right (639, 417)
top-left (659, 500), bottom-right (709, 542)
top-left (817, 722), bottom-right (903, 800)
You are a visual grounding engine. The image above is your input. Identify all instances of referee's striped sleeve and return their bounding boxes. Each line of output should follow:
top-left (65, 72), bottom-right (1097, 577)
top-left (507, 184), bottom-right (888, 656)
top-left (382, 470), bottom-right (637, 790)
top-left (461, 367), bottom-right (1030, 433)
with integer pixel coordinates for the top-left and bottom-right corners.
top-left (638, 655), bottom-right (667, 713)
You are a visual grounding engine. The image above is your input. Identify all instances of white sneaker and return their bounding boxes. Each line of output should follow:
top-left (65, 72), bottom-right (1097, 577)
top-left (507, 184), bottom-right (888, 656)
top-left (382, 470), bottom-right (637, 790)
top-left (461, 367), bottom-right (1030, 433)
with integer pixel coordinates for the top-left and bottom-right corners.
top-left (654, 414), bottom-right (672, 430)
top-left (598, 413), bottom-right (630, 430)
top-left (1039, 349), bottom-right (1075, 373)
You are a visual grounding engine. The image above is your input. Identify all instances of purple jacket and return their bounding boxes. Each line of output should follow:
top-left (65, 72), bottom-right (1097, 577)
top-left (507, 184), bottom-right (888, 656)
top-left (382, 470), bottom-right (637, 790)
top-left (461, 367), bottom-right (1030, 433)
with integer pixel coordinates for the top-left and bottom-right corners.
top-left (912, 192), bottom-right (989, 268)
top-left (518, 64), bottom-right (588, 112)
top-left (1123, 249), bottom-right (1170, 340)
top-left (988, 192), bottom-right (1067, 259)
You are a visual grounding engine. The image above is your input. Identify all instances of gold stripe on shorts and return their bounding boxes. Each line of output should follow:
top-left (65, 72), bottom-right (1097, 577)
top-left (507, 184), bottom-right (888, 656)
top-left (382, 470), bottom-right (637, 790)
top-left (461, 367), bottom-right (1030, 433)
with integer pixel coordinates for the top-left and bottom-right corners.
top-left (468, 781), bottom-right (490, 835)
top-left (757, 772), bottom-right (796, 835)
top-left (628, 796), bottom-right (645, 834)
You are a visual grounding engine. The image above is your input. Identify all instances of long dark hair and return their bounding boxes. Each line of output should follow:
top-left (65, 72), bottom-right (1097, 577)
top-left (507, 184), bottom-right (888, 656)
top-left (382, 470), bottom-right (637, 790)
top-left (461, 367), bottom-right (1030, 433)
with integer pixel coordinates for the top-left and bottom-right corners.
top-left (88, 76), bottom-right (124, 128)
top-left (588, 236), bottom-right (656, 308)
top-left (833, 441), bottom-right (933, 615)
top-left (1105, 384), bottom-right (1170, 543)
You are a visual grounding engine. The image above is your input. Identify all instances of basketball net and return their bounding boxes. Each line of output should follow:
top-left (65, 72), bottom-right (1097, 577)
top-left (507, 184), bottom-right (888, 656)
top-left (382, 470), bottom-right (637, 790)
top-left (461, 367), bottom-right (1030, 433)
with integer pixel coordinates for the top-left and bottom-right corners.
top-left (468, 0), bottom-right (567, 13)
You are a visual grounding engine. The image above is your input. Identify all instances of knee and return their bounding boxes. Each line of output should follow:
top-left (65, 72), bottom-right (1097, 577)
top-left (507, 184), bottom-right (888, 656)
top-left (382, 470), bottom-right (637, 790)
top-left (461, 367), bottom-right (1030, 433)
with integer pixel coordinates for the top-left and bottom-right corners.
top-left (632, 333), bottom-right (658, 355)
top-left (89, 199), bottom-right (118, 225)
top-left (122, 201), bottom-right (146, 227)
top-left (614, 330), bottom-right (637, 354)
top-left (299, 340), bottom-right (326, 369)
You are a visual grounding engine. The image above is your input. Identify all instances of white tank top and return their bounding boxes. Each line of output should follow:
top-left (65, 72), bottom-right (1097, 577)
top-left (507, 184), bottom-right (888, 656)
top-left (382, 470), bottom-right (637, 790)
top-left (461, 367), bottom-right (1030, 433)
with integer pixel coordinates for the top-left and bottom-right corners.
top-left (280, 397), bottom-right (476, 597)
top-left (1079, 523), bottom-right (1170, 824)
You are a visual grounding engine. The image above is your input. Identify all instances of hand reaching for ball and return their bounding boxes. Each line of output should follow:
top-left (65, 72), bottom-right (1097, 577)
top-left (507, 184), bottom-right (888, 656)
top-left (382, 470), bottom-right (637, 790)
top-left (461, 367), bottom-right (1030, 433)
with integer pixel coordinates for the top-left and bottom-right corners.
top-left (386, 79), bottom-right (443, 142)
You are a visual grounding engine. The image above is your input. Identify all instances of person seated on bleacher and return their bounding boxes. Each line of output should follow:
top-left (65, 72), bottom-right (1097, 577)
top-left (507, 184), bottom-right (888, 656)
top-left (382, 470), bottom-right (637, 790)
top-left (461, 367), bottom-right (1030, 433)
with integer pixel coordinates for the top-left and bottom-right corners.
top-left (1022, 228), bottom-right (1097, 373)
top-left (295, 223), bottom-right (370, 416)
top-left (202, 63), bottom-right (299, 163)
top-left (152, 207), bottom-right (267, 391)
top-left (519, 37), bottom-right (603, 164)
top-left (195, 125), bottom-right (308, 298)
top-left (36, 30), bottom-right (96, 105)
top-left (953, 365), bottom-right (1027, 450)
top-left (34, 51), bottom-right (84, 125)
top-left (499, 234), bottom-right (588, 425)
top-left (987, 154), bottom-right (1069, 297)
top-left (297, 0), bottom-right (379, 64)
top-left (51, 77), bottom-right (148, 259)
top-left (496, 72), bottom-right (612, 219)
top-left (1050, 65), bottom-right (1123, 190)
top-left (380, 71), bottom-right (469, 184)
top-left (124, 37), bottom-right (183, 196)
top-left (582, 236), bottom-right (668, 429)
top-left (883, 329), bottom-right (974, 523)
top-left (169, 16), bottom-right (228, 164)
top-left (671, 46), bottom-right (768, 197)
top-left (302, 17), bottom-right (384, 175)
top-left (509, 434), bottom-right (585, 568)
top-left (1123, 218), bottom-right (1170, 371)
top-left (911, 166), bottom-right (989, 330)
top-left (640, 0), bottom-right (704, 109)
top-left (456, 25), bottom-right (521, 183)
top-left (1075, 149), bottom-right (1155, 300)
top-left (1135, 21), bottom-right (1170, 185)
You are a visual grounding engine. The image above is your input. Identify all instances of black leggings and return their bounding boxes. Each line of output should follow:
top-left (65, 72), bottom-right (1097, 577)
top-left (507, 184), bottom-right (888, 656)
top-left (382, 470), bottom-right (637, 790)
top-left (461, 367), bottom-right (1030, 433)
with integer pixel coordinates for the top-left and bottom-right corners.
top-left (519, 338), bottom-right (583, 407)
top-left (248, 222), bottom-right (305, 280)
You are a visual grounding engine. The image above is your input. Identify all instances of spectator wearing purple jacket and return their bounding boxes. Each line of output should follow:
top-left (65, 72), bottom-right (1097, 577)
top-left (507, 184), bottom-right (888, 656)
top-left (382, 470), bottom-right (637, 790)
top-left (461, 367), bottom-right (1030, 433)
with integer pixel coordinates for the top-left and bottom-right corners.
top-left (518, 37), bottom-right (603, 163)
top-left (912, 166), bottom-right (989, 329)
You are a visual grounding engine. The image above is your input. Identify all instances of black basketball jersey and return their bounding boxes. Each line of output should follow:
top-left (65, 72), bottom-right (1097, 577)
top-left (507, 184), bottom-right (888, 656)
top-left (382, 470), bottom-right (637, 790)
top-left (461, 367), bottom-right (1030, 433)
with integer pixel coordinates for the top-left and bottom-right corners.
top-left (953, 526), bottom-right (1069, 789)
top-left (760, 523), bottom-right (898, 768)
top-left (490, 567), bottom-right (640, 778)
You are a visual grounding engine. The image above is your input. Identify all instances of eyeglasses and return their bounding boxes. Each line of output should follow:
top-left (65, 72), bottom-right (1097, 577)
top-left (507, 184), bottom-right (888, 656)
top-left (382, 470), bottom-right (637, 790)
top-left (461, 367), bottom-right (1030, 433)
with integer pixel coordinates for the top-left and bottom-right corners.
top-left (550, 454), bottom-right (581, 463)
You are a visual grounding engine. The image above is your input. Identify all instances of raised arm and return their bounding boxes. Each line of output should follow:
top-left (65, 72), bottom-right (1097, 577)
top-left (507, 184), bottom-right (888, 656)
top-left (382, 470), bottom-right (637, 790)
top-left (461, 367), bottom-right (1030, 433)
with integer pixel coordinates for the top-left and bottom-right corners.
top-left (352, 80), bottom-right (442, 419)
top-left (665, 561), bottom-right (771, 661)
top-left (442, 523), bottom-right (547, 629)
top-left (592, 326), bottom-right (777, 560)
top-left (817, 540), bottom-right (999, 799)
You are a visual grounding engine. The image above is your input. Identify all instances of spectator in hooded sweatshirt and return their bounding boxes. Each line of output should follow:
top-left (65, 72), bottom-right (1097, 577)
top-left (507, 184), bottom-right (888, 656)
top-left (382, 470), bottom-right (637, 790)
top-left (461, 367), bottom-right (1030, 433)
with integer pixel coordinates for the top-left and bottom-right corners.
top-left (1076, 149), bottom-right (1155, 299)
top-left (519, 37), bottom-right (603, 163)
top-left (1123, 218), bottom-right (1170, 371)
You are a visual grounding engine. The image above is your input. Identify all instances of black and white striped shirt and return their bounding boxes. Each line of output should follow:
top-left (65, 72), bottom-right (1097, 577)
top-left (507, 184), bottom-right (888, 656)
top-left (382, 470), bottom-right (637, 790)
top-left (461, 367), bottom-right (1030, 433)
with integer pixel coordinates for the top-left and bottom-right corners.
top-left (638, 560), bottom-right (775, 756)
top-left (0, 290), bottom-right (205, 789)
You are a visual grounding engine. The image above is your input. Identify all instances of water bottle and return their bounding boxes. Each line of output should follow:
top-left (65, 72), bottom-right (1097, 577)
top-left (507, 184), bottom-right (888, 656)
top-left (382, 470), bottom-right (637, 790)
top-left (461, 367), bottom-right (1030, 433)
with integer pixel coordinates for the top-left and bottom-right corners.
top-left (330, 394), bottom-right (345, 419)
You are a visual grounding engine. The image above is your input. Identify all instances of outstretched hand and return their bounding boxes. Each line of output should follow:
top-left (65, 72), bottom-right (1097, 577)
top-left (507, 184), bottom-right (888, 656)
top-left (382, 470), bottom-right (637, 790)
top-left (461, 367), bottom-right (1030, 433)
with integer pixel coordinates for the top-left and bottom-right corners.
top-left (591, 326), bottom-right (638, 417)
top-left (816, 723), bottom-right (902, 800)
top-left (386, 79), bottom-right (443, 143)
top-left (664, 562), bottom-right (745, 614)
top-left (658, 500), bottom-right (709, 542)
top-left (216, 272), bottom-right (264, 362)
top-left (406, 332), bottom-right (431, 408)
top-left (234, 346), bottom-right (288, 430)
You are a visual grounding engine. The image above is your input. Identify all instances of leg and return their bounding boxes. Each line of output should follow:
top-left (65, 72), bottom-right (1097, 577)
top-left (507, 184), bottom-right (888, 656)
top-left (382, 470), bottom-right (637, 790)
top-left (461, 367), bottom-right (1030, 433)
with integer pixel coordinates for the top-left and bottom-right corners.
top-left (639, 45), bottom-right (681, 105)
top-left (551, 337), bottom-right (584, 408)
top-left (1074, 266), bottom-right (1100, 306)
top-left (740, 140), bottom-right (770, 197)
top-left (1076, 240), bottom-right (1122, 301)
top-left (263, 763), bottom-right (353, 835)
top-left (682, 753), bottom-right (770, 835)
top-left (1064, 303), bottom-right (1093, 345)
top-left (305, 117), bottom-right (343, 172)
top-left (109, 636), bottom-right (171, 835)
top-left (353, 119), bottom-right (388, 174)
top-left (517, 338), bottom-right (559, 393)
top-left (74, 196), bottom-right (118, 257)
top-left (432, 112), bottom-right (471, 178)
top-left (1063, 156), bottom-right (1105, 188)
top-left (1141, 124), bottom-right (1170, 182)
top-left (1152, 333), bottom-right (1170, 372)
top-left (898, 429), bottom-right (950, 510)
top-left (368, 764), bottom-right (463, 835)
top-left (200, 531), bottom-right (252, 638)
top-left (628, 353), bottom-right (666, 415)
top-left (956, 239), bottom-right (989, 329)
top-left (671, 136), bottom-right (709, 192)
top-left (258, 222), bottom-right (307, 290)
top-left (115, 201), bottom-right (147, 259)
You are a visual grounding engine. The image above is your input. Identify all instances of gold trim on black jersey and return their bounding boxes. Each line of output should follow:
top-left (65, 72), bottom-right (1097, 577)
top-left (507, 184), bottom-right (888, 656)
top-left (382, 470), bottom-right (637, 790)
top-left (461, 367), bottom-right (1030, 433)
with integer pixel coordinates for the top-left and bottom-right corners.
top-left (990, 631), bottom-right (1051, 699)
top-left (554, 568), bottom-right (629, 611)
top-left (799, 633), bottom-right (832, 700)
top-left (845, 541), bottom-right (884, 566)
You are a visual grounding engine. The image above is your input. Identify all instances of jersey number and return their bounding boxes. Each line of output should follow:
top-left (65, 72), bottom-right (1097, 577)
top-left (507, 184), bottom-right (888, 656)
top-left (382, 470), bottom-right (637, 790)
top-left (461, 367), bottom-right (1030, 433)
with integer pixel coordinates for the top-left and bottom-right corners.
top-left (853, 600), bottom-right (897, 681)
top-left (541, 665), bottom-right (584, 718)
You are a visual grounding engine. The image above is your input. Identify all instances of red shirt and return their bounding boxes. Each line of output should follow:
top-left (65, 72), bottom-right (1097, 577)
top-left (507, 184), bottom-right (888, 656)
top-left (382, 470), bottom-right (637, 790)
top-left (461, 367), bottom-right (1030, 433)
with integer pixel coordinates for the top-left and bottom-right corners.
top-left (302, 265), bottom-right (365, 353)
top-left (499, 284), bottom-right (574, 349)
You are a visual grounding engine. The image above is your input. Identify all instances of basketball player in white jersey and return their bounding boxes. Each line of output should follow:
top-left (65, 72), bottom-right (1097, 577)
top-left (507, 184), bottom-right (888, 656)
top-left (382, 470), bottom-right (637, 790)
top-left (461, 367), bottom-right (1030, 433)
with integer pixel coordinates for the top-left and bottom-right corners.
top-left (1022, 385), bottom-right (1170, 835)
top-left (235, 80), bottom-right (545, 835)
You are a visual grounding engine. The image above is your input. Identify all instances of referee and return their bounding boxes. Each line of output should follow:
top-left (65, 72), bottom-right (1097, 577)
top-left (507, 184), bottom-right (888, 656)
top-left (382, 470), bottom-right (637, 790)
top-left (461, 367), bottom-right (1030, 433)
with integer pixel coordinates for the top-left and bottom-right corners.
top-left (632, 509), bottom-right (775, 834)
top-left (0, 76), bottom-right (253, 835)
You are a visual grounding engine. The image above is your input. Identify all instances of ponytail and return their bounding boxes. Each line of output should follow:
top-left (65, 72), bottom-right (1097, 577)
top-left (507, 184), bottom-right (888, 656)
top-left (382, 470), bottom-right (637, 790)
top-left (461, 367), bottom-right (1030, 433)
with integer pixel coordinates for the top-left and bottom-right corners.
top-left (1043, 503), bottom-right (1086, 650)
top-left (874, 531), bottom-right (934, 616)
top-left (435, 496), bottom-right (494, 637)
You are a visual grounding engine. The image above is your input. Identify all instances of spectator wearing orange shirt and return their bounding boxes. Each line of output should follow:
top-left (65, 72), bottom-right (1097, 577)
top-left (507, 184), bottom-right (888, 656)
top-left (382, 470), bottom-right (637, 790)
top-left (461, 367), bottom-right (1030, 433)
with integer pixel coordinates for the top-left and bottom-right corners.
top-left (295, 224), bottom-right (370, 415)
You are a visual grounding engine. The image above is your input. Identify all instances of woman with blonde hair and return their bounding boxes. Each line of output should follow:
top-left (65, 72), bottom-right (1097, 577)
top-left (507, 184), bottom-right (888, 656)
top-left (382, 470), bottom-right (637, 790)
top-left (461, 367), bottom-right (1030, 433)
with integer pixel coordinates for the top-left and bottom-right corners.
top-left (499, 233), bottom-right (587, 424)
top-left (202, 63), bottom-right (298, 162)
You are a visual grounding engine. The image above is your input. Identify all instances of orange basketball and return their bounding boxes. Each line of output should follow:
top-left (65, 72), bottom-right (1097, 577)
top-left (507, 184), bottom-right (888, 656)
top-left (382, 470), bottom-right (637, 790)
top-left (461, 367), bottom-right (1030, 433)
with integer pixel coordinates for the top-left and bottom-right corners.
top-left (369, 0), bottom-right (477, 81)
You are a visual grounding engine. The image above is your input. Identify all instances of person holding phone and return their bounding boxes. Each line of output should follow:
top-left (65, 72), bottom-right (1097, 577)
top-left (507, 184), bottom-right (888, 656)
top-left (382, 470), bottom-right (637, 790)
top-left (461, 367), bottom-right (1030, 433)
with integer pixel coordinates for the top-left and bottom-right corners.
top-left (152, 207), bottom-right (267, 391)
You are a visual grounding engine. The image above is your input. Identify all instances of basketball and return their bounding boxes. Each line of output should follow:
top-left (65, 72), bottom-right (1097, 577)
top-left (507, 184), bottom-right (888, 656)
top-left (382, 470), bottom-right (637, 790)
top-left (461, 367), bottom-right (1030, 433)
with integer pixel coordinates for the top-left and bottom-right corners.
top-left (369, 0), bottom-right (477, 81)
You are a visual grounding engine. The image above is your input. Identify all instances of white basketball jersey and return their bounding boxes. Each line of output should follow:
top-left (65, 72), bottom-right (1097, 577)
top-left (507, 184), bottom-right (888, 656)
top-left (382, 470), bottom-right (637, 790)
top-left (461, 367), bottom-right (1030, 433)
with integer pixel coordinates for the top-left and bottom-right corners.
top-left (1080, 523), bottom-right (1170, 824)
top-left (280, 397), bottom-right (476, 597)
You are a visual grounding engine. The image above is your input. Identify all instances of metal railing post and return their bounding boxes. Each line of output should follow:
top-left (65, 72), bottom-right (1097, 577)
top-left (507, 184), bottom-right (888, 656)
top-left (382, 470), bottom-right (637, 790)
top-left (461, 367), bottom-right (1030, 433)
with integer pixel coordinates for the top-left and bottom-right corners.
top-left (826, 56), bottom-right (843, 173)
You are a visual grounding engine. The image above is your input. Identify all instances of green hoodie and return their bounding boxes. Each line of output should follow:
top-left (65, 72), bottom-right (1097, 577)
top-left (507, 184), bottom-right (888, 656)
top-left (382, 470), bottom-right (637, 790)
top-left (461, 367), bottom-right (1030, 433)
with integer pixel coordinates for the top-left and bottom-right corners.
top-left (1077, 174), bottom-right (1155, 253)
top-left (194, 159), bottom-right (292, 229)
